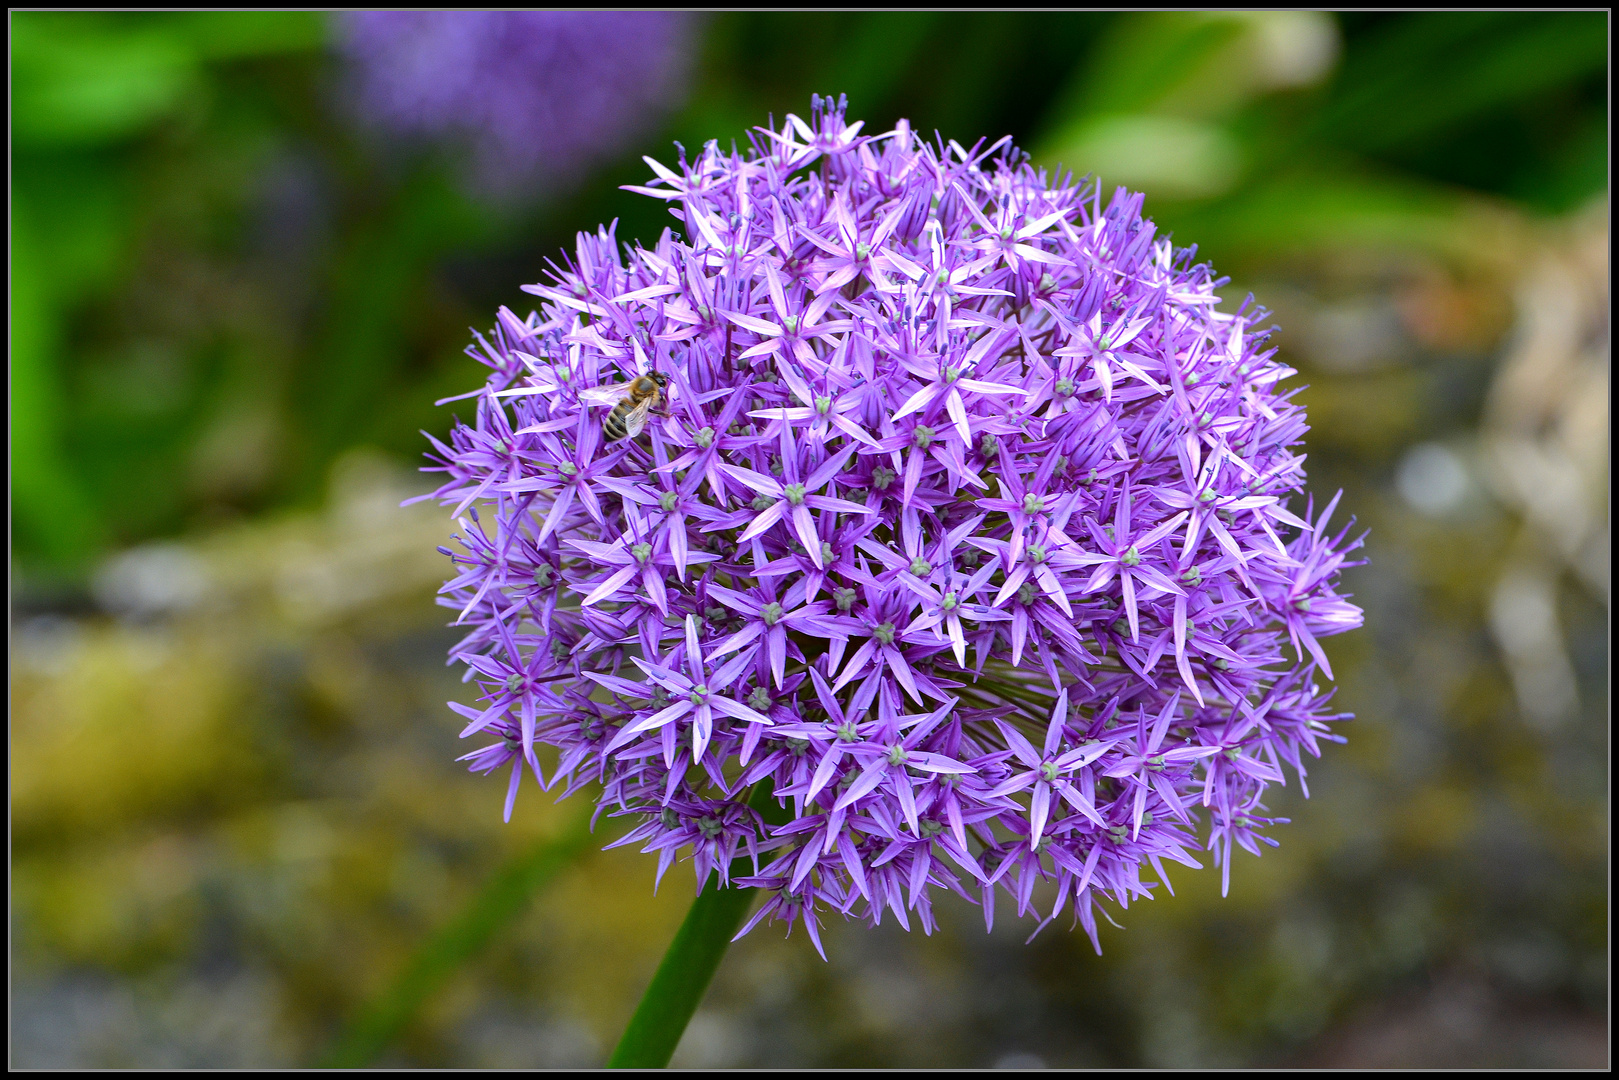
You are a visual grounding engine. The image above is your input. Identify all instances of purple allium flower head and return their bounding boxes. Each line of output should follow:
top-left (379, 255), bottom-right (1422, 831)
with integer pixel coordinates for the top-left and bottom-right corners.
top-left (422, 97), bottom-right (1365, 957)
top-left (339, 11), bottom-right (693, 201)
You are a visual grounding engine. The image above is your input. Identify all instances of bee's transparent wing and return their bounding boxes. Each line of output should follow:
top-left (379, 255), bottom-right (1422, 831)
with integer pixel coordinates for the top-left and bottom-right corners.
top-left (578, 385), bottom-right (625, 408)
top-left (621, 396), bottom-right (656, 439)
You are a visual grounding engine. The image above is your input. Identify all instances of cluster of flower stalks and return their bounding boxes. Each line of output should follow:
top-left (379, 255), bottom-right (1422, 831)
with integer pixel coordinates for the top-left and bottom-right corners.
top-left (424, 97), bottom-right (1364, 955)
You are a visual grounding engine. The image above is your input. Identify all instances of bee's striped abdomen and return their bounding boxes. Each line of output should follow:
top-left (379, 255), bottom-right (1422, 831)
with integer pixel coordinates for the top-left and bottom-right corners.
top-left (603, 403), bottom-right (631, 441)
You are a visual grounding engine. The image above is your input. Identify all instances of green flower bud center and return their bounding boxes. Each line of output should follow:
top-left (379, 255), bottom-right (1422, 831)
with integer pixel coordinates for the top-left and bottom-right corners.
top-left (689, 685), bottom-right (710, 703)
top-left (505, 674), bottom-right (524, 691)
top-left (748, 687), bottom-right (772, 711)
top-left (821, 541), bottom-right (835, 564)
top-left (761, 602), bottom-right (785, 626)
top-left (752, 494), bottom-right (775, 512)
top-left (886, 744), bottom-right (908, 766)
top-left (1027, 545), bottom-right (1047, 564)
top-left (945, 366), bottom-right (960, 383)
top-left (631, 542), bottom-right (653, 564)
top-left (874, 621), bottom-right (896, 646)
top-left (551, 639), bottom-right (571, 661)
top-left (660, 807), bottom-right (680, 829)
top-left (1056, 377), bottom-right (1075, 396)
top-left (1294, 597), bottom-right (1312, 613)
top-left (836, 721), bottom-right (860, 743)
top-left (783, 316), bottom-right (800, 335)
top-left (815, 395), bottom-right (833, 415)
top-left (559, 462), bottom-right (578, 477)
top-left (1112, 619), bottom-right (1130, 635)
top-left (1121, 546), bottom-right (1141, 567)
top-left (872, 466), bottom-right (896, 491)
top-left (920, 818), bottom-right (946, 838)
top-left (659, 491), bottom-right (679, 512)
top-left (783, 483), bottom-right (807, 506)
top-left (1018, 583), bottom-right (1037, 605)
top-left (533, 565), bottom-right (553, 587)
top-left (695, 426), bottom-right (715, 448)
top-left (979, 434), bottom-right (998, 458)
top-left (1213, 657), bottom-right (1230, 671)
top-left (1023, 493), bottom-right (1045, 514)
top-left (697, 816), bottom-right (724, 839)
top-left (1181, 566), bottom-right (1202, 586)
top-left (834, 587), bottom-right (857, 612)
top-left (942, 592), bottom-right (959, 611)
top-left (909, 557), bottom-right (932, 577)
top-left (1039, 761), bottom-right (1060, 782)
top-left (912, 425), bottom-right (935, 450)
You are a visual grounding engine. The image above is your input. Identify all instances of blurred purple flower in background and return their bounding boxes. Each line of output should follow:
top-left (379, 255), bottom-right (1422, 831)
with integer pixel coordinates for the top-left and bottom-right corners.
top-left (339, 11), bottom-right (693, 201)
top-left (423, 97), bottom-right (1365, 957)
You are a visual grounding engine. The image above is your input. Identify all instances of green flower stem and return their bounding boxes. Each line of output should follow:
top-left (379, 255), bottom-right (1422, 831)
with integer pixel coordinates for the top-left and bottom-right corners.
top-left (607, 785), bottom-right (785, 1069)
top-left (604, 871), bottom-right (759, 1069)
top-left (321, 810), bottom-right (597, 1067)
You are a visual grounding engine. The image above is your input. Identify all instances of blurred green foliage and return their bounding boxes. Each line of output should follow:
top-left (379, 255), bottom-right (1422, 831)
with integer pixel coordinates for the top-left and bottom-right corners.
top-left (13, 12), bottom-right (327, 566)
top-left (1034, 12), bottom-right (1606, 268)
top-left (10, 11), bottom-right (1609, 1069)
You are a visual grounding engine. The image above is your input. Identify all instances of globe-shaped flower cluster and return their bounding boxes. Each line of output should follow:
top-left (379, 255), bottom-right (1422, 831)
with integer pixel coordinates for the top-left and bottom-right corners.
top-left (424, 97), bottom-right (1364, 955)
top-left (339, 11), bottom-right (692, 200)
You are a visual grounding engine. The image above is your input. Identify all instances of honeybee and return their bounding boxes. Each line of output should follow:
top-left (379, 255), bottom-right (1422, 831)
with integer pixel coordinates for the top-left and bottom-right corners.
top-left (580, 372), bottom-right (668, 442)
